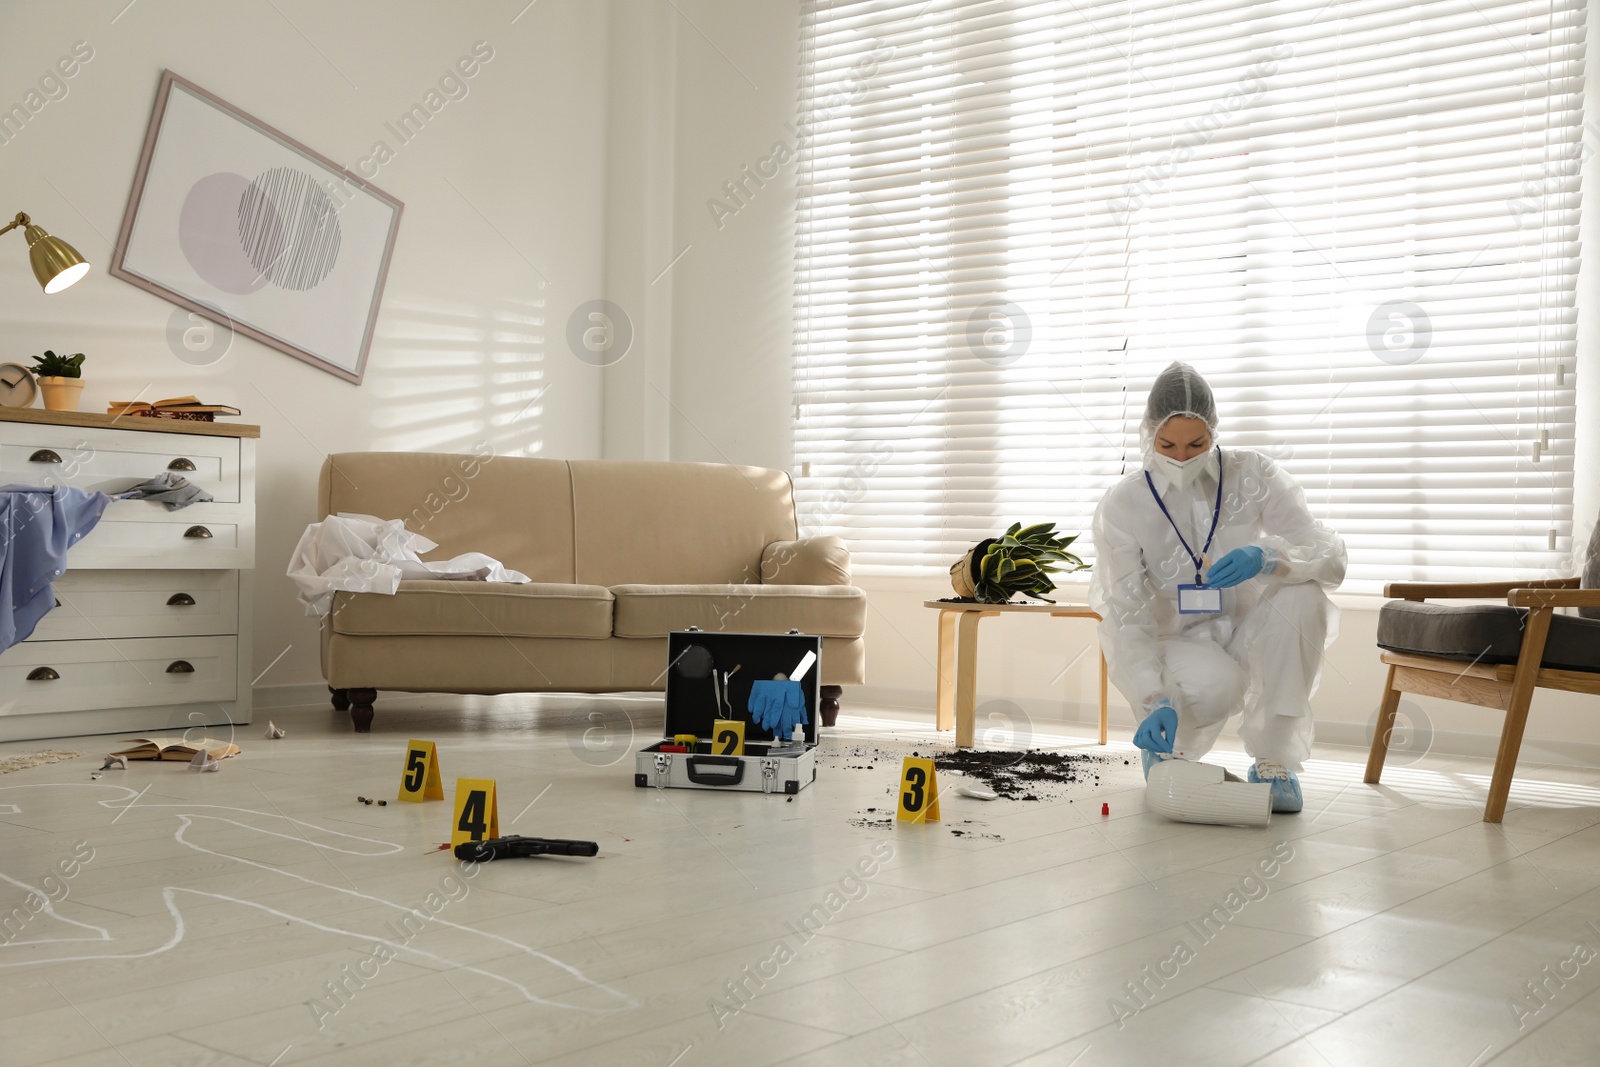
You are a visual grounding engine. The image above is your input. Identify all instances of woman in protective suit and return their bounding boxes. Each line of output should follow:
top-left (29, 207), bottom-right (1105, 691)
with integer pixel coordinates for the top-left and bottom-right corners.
top-left (1088, 362), bottom-right (1347, 812)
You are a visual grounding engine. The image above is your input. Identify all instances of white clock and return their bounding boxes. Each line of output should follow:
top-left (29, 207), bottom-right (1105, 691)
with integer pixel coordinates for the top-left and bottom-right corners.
top-left (0, 363), bottom-right (38, 408)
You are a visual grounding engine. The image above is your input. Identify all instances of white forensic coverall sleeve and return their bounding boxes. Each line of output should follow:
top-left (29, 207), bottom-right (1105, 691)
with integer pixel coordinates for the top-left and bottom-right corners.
top-left (1089, 490), bottom-right (1171, 715)
top-left (1250, 454), bottom-right (1346, 588)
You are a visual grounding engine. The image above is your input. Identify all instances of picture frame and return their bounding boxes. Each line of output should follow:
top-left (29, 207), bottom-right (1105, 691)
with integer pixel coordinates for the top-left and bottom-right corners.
top-left (110, 70), bottom-right (403, 385)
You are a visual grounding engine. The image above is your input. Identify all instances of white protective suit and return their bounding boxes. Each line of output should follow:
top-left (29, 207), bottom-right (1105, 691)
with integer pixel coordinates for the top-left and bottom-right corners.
top-left (1088, 364), bottom-right (1347, 771)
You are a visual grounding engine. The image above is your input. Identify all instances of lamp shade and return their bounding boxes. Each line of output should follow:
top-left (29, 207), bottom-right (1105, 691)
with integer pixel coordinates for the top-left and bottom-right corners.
top-left (25, 223), bottom-right (89, 293)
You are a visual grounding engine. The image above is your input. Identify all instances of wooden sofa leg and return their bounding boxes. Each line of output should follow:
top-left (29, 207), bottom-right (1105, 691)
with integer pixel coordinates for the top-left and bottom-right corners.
top-left (329, 686), bottom-right (351, 712)
top-left (1364, 665), bottom-right (1403, 784)
top-left (820, 685), bottom-right (842, 727)
top-left (348, 688), bottom-right (377, 733)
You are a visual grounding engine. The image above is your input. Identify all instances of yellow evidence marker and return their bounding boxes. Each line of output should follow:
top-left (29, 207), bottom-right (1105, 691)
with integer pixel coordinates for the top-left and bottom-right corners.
top-left (713, 720), bottom-right (746, 755)
top-left (451, 778), bottom-right (500, 849)
top-left (398, 739), bottom-right (445, 802)
top-left (897, 756), bottom-right (941, 823)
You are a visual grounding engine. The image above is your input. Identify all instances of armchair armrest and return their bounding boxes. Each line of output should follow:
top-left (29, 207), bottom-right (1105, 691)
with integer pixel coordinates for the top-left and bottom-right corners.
top-left (1385, 577), bottom-right (1579, 601)
top-left (761, 536), bottom-right (851, 586)
top-left (1507, 588), bottom-right (1600, 609)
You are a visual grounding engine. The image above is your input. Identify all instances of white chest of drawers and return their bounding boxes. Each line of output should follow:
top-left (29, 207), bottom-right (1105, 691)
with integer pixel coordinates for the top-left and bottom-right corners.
top-left (0, 408), bottom-right (258, 742)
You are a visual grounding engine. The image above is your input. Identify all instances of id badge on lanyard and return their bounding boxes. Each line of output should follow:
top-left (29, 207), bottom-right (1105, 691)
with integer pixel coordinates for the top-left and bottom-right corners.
top-left (1177, 584), bottom-right (1223, 614)
top-left (1147, 449), bottom-right (1226, 616)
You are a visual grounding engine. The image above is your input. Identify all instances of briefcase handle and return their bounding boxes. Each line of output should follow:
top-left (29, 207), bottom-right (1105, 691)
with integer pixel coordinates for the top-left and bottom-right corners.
top-left (684, 755), bottom-right (746, 787)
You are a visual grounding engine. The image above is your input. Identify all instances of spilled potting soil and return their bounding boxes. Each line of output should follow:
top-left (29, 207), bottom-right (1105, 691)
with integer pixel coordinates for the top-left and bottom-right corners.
top-left (823, 742), bottom-right (1117, 839)
top-left (935, 747), bottom-right (1107, 800)
top-left (826, 743), bottom-right (1110, 801)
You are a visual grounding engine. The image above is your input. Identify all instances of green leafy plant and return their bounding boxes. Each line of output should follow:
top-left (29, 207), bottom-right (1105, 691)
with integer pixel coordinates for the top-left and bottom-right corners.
top-left (951, 521), bottom-right (1089, 604)
top-left (32, 350), bottom-right (85, 379)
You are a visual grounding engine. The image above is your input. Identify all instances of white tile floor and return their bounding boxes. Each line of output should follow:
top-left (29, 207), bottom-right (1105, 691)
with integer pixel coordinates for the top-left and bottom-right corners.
top-left (3, 694), bottom-right (1600, 1066)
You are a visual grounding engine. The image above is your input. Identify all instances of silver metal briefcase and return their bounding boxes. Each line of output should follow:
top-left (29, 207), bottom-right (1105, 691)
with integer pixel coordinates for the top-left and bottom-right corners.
top-left (634, 629), bottom-right (821, 795)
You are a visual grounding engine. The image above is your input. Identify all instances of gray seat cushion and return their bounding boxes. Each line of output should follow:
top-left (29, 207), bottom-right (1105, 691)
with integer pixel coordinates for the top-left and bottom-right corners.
top-left (1377, 600), bottom-right (1600, 673)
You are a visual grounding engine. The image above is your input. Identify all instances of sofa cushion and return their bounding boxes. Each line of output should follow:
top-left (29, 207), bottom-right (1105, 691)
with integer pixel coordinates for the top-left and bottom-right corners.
top-left (1376, 600), bottom-right (1600, 673)
top-left (331, 581), bottom-right (614, 639)
top-left (570, 461), bottom-right (797, 586)
top-left (761, 536), bottom-right (851, 586)
top-left (320, 452), bottom-right (576, 582)
top-left (610, 584), bottom-right (866, 639)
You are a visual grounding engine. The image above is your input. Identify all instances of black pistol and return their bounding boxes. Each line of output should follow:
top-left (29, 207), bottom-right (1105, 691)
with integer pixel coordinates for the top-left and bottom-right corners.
top-left (454, 835), bottom-right (600, 861)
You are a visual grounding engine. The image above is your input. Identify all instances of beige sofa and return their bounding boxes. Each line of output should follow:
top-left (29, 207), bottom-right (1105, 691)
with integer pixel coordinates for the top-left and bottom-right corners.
top-left (316, 452), bottom-right (867, 731)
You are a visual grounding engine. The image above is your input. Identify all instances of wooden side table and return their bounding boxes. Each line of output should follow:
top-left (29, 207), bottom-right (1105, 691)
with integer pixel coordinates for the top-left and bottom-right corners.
top-left (925, 600), bottom-right (1109, 748)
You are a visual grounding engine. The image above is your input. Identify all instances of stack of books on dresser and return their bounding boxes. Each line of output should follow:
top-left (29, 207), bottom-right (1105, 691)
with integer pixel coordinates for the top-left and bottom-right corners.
top-left (107, 395), bottom-right (241, 422)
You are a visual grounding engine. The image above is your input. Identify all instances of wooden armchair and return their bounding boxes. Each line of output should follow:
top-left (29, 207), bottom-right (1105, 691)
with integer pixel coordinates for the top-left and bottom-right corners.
top-left (1365, 577), bottom-right (1600, 822)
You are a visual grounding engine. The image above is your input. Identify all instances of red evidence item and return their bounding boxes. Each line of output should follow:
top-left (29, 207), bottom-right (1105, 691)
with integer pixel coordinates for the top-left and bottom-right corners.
top-left (1101, 803), bottom-right (1110, 816)
top-left (660, 744), bottom-right (688, 753)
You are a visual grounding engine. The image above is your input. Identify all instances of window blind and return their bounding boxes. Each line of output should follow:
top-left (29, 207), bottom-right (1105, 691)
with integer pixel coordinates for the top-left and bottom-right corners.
top-left (794, 0), bottom-right (1585, 590)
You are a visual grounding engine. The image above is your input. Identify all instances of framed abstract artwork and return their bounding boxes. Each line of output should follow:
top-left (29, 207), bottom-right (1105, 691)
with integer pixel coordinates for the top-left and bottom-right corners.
top-left (111, 70), bottom-right (403, 385)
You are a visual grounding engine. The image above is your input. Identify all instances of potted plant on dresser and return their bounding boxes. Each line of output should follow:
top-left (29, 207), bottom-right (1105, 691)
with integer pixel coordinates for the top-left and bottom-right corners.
top-left (30, 350), bottom-right (86, 411)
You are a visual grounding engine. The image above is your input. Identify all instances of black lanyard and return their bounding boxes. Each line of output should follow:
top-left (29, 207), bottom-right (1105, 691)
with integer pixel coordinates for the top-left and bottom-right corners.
top-left (1144, 447), bottom-right (1224, 585)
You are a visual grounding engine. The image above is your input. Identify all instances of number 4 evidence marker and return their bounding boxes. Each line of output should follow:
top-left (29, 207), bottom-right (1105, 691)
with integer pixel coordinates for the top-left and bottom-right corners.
top-left (450, 778), bottom-right (500, 849)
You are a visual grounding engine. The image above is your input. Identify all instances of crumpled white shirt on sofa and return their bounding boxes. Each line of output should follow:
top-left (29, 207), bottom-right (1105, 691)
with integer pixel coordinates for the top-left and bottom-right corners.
top-left (288, 512), bottom-right (530, 618)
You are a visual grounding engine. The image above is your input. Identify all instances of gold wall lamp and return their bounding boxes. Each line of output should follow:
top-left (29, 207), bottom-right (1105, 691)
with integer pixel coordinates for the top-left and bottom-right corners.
top-left (0, 211), bottom-right (90, 293)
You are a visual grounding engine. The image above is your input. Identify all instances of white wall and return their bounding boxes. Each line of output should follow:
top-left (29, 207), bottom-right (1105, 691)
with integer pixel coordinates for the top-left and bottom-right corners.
top-left (667, 0), bottom-right (800, 473)
top-left (601, 0), bottom-right (678, 461)
top-left (601, 0), bottom-right (800, 472)
top-left (1, 0), bottom-right (612, 693)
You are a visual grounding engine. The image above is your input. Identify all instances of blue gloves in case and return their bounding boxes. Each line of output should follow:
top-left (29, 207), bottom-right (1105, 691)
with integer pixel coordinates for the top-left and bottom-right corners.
top-left (748, 680), bottom-right (808, 739)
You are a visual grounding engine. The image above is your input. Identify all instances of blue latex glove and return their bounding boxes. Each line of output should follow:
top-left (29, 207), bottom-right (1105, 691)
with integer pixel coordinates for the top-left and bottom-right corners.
top-left (747, 682), bottom-right (777, 731)
top-left (748, 680), bottom-right (806, 736)
top-left (775, 684), bottom-right (808, 738)
top-left (1133, 703), bottom-right (1178, 754)
top-left (1206, 546), bottom-right (1266, 589)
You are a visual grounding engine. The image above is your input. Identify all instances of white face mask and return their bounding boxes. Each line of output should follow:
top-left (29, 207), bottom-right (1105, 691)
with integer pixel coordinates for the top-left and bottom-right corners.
top-left (1147, 448), bottom-right (1213, 491)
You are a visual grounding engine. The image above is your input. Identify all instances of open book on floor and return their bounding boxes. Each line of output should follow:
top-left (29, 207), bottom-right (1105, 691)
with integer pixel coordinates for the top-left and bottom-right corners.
top-left (113, 737), bottom-right (240, 761)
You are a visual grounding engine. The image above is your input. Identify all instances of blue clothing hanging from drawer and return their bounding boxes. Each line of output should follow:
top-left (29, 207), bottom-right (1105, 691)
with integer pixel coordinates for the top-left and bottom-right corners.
top-left (0, 485), bottom-right (112, 651)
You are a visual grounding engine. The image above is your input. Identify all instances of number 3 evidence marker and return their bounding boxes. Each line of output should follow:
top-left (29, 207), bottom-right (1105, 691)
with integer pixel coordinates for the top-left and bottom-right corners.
top-left (398, 739), bottom-right (445, 802)
top-left (897, 756), bottom-right (941, 823)
top-left (451, 778), bottom-right (501, 849)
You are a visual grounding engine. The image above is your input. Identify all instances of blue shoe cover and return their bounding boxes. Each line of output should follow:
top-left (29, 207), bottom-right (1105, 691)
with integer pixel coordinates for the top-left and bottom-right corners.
top-left (1248, 760), bottom-right (1303, 813)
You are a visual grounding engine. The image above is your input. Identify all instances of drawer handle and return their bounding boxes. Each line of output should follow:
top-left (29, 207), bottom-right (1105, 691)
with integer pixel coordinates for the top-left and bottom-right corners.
top-left (27, 667), bottom-right (60, 681)
top-left (167, 593), bottom-right (197, 607)
top-left (183, 525), bottom-right (213, 539)
top-left (167, 457), bottom-right (197, 472)
top-left (166, 660), bottom-right (195, 674)
top-left (29, 449), bottom-right (62, 464)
